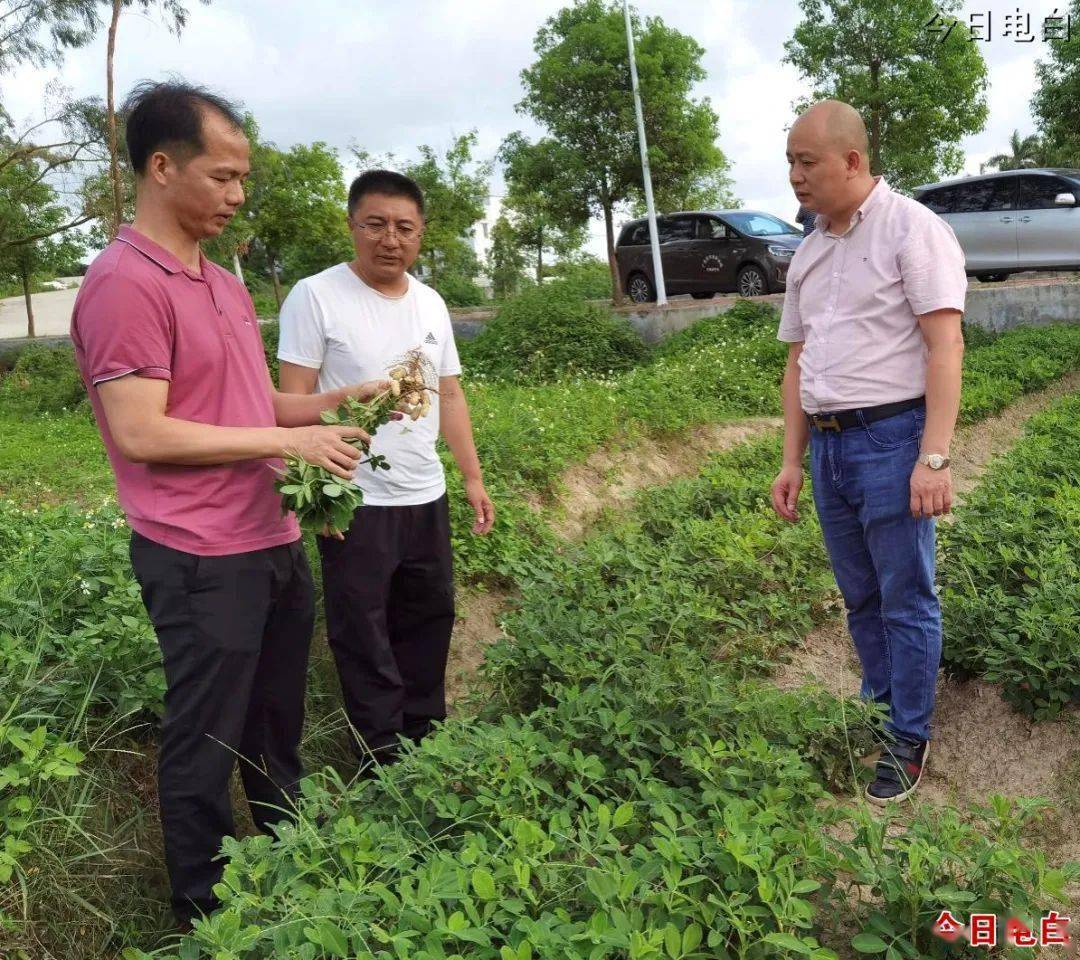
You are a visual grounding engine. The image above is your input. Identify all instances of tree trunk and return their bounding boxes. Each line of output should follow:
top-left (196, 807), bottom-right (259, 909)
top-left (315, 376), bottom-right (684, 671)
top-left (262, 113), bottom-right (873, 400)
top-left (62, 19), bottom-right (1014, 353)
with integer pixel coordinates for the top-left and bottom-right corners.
top-left (106, 0), bottom-right (124, 239)
top-left (270, 256), bottom-right (283, 309)
top-left (21, 267), bottom-right (35, 338)
top-left (233, 250), bottom-right (244, 284)
top-left (869, 59), bottom-right (882, 176)
top-left (536, 237), bottom-right (543, 285)
top-left (603, 199), bottom-right (622, 306)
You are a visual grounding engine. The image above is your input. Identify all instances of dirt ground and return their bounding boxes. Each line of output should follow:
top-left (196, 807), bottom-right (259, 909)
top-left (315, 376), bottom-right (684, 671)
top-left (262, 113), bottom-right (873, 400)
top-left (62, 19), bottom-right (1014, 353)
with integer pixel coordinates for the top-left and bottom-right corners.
top-left (771, 375), bottom-right (1080, 920)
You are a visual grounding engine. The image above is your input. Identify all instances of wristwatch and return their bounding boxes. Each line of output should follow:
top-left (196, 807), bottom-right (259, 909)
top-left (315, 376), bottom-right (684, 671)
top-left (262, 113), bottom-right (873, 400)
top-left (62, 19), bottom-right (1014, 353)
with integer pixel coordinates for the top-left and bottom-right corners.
top-left (919, 453), bottom-right (950, 470)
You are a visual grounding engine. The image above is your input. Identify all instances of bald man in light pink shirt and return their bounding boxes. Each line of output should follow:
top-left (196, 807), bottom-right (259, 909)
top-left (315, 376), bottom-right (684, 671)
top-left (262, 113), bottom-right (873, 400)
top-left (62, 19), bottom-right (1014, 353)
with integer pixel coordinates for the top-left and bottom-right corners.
top-left (771, 100), bottom-right (967, 805)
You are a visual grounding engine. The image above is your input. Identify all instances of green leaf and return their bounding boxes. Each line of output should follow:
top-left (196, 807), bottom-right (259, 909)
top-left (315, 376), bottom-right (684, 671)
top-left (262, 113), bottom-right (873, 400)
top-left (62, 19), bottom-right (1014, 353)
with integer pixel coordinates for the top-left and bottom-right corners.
top-left (613, 802), bottom-right (634, 827)
top-left (851, 934), bottom-right (889, 954)
top-left (682, 924), bottom-right (703, 953)
top-left (472, 867), bottom-right (497, 901)
top-left (792, 879), bottom-right (822, 894)
top-left (764, 933), bottom-right (811, 954)
top-left (664, 924), bottom-right (681, 959)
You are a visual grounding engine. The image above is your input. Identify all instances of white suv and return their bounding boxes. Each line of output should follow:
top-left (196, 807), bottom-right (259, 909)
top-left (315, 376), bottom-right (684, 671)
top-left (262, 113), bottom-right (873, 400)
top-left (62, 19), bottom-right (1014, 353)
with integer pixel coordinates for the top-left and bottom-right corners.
top-left (913, 169), bottom-right (1080, 281)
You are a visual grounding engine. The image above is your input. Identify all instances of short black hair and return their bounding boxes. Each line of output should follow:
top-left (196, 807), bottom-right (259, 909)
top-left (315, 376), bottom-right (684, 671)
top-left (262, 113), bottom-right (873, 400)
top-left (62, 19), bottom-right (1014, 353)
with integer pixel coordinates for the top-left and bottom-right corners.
top-left (347, 170), bottom-right (425, 218)
top-left (122, 79), bottom-right (245, 175)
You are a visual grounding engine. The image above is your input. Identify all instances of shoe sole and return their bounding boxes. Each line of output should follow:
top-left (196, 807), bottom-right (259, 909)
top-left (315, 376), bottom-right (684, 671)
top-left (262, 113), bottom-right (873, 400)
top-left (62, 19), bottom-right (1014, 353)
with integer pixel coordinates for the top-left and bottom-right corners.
top-left (865, 740), bottom-right (930, 806)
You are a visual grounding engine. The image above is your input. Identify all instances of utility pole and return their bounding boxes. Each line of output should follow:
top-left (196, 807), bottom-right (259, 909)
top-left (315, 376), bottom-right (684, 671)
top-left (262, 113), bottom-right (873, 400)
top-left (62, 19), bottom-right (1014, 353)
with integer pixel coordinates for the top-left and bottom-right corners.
top-left (623, 0), bottom-right (667, 305)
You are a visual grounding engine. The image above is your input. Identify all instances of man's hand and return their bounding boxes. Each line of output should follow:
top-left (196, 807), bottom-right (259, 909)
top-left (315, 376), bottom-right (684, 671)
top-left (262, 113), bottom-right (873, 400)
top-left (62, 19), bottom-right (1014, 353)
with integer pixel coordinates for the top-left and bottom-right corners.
top-left (771, 464), bottom-right (804, 522)
top-left (910, 462), bottom-right (952, 519)
top-left (347, 379), bottom-right (391, 402)
top-left (465, 477), bottom-right (495, 535)
top-left (283, 425), bottom-right (369, 480)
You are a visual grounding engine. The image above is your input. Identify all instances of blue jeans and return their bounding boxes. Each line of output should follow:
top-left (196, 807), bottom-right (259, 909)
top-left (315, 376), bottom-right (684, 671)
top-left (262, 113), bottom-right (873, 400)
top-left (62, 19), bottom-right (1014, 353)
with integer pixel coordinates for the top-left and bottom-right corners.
top-left (809, 406), bottom-right (941, 743)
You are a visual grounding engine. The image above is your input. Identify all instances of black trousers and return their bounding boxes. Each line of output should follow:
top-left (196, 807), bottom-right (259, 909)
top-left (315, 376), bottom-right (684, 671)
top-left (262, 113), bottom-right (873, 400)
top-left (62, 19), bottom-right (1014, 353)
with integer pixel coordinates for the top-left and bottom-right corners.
top-left (317, 493), bottom-right (455, 764)
top-left (129, 531), bottom-right (314, 924)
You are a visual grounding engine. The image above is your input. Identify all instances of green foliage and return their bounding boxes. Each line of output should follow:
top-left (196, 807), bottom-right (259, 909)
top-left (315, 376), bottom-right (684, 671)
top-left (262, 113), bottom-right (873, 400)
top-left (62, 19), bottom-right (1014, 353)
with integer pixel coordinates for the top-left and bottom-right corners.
top-left (0, 151), bottom-right (86, 336)
top-left (487, 215), bottom-right (529, 301)
top-left (958, 324), bottom-right (1080, 423)
top-left (940, 391), bottom-right (1080, 718)
top-left (0, 500), bottom-right (162, 893)
top-left (464, 281), bottom-right (648, 382)
top-left (430, 270), bottom-right (486, 308)
top-left (544, 255), bottom-right (612, 300)
top-left (830, 797), bottom-right (1078, 956)
top-left (0, 0), bottom-right (100, 72)
top-left (260, 320), bottom-right (281, 387)
top-left (0, 343), bottom-right (88, 416)
top-left (510, 0), bottom-right (731, 298)
top-left (1032, 0), bottom-right (1080, 166)
top-left (783, 0), bottom-right (989, 191)
top-left (236, 122), bottom-right (352, 304)
top-left (145, 419), bottom-right (1072, 960)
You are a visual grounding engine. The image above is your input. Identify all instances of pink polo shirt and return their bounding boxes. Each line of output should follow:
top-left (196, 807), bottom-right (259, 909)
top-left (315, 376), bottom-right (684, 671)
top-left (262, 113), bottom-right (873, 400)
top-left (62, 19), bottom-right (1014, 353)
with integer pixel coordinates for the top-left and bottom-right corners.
top-left (777, 177), bottom-right (967, 414)
top-left (71, 226), bottom-right (299, 556)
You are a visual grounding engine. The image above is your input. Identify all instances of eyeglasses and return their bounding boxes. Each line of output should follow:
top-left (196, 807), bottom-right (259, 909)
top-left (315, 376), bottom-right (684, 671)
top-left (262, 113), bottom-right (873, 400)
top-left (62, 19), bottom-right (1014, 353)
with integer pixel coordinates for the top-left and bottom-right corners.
top-left (350, 220), bottom-right (424, 245)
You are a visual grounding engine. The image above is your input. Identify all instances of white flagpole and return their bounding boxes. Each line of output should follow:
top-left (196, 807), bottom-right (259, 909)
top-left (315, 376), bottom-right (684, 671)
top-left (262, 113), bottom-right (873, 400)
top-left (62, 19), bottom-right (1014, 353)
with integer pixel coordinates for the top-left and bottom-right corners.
top-left (623, 0), bottom-right (667, 305)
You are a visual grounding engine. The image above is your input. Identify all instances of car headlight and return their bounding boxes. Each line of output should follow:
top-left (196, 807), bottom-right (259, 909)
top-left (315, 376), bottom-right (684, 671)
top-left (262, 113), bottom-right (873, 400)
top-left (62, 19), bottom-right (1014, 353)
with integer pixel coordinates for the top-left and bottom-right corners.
top-left (768, 245), bottom-right (795, 259)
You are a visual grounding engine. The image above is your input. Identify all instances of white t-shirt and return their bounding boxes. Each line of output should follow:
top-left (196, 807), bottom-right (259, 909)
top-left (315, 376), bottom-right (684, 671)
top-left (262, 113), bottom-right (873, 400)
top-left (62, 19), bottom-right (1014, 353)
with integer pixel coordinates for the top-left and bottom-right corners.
top-left (277, 263), bottom-right (462, 507)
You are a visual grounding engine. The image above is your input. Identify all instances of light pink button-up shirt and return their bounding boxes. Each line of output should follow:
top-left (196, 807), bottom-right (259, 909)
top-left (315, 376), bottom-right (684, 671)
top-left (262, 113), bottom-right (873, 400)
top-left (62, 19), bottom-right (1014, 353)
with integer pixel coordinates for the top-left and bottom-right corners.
top-left (777, 177), bottom-right (967, 414)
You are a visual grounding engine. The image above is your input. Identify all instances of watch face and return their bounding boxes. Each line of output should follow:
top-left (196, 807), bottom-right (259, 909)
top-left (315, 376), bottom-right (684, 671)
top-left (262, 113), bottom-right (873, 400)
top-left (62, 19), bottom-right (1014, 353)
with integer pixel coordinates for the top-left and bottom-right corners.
top-left (928, 454), bottom-right (945, 469)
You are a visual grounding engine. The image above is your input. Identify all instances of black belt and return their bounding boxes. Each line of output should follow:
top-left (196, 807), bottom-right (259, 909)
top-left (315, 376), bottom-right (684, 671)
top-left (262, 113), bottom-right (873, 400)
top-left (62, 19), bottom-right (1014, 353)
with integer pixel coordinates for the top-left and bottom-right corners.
top-left (806, 397), bottom-right (925, 432)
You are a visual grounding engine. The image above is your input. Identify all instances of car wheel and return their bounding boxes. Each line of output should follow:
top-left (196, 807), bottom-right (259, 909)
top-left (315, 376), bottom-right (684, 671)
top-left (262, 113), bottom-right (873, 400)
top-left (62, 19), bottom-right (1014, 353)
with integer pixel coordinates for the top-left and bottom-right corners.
top-left (627, 273), bottom-right (656, 303)
top-left (691, 292), bottom-right (715, 300)
top-left (737, 264), bottom-right (769, 297)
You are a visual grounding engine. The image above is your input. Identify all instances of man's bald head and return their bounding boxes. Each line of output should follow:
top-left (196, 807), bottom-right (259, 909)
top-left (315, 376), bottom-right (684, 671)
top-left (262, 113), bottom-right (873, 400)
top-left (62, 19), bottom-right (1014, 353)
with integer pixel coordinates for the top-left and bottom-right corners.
top-left (790, 100), bottom-right (870, 158)
top-left (786, 99), bottom-right (876, 222)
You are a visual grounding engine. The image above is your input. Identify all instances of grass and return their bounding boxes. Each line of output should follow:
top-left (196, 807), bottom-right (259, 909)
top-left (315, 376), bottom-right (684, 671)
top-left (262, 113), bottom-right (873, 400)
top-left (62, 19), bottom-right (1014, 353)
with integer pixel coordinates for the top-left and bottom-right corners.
top-left (1, 314), bottom-right (1080, 957)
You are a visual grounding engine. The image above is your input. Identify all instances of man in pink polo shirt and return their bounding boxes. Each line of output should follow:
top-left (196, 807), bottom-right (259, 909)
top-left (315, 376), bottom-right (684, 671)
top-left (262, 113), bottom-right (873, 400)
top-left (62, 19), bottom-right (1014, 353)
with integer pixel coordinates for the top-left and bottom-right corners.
top-left (770, 100), bottom-right (967, 804)
top-left (71, 80), bottom-right (386, 927)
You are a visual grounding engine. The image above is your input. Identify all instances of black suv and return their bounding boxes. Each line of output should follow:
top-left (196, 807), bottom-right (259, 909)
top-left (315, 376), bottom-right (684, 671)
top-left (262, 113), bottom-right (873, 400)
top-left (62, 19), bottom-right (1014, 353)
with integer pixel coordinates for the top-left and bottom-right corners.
top-left (615, 210), bottom-right (803, 302)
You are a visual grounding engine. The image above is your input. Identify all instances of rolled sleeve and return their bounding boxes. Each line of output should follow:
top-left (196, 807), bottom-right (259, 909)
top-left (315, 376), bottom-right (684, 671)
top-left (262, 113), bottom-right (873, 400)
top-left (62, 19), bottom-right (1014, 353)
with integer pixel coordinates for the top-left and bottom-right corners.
top-left (777, 275), bottom-right (804, 342)
top-left (900, 215), bottom-right (968, 316)
top-left (277, 280), bottom-right (327, 369)
top-left (73, 273), bottom-right (173, 386)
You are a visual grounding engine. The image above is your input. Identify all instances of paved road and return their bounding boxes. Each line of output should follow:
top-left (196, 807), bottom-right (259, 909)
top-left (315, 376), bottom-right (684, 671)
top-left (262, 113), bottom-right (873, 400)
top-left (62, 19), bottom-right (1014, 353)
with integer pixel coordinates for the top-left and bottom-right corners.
top-left (0, 286), bottom-right (79, 340)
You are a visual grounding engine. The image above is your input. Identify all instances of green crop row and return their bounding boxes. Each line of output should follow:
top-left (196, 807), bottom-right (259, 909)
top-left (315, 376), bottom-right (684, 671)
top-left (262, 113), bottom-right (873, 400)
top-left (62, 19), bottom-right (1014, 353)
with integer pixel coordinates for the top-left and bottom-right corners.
top-left (137, 430), bottom-right (1076, 960)
top-left (940, 390), bottom-right (1080, 718)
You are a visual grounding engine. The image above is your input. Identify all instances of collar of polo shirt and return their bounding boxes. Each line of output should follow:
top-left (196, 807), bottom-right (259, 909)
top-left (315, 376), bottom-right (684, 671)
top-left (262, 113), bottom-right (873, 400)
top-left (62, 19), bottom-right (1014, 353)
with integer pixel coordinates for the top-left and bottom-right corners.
top-left (818, 176), bottom-right (890, 237)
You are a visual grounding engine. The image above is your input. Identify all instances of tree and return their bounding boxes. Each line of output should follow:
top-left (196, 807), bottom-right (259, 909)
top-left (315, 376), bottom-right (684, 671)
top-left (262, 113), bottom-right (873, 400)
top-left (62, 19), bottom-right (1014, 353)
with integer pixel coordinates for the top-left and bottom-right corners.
top-left (102, 0), bottom-right (208, 238)
top-left (0, 0), bottom-right (100, 73)
top-left (784, 0), bottom-right (988, 192)
top-left (1032, 0), bottom-right (1080, 167)
top-left (0, 157), bottom-right (85, 336)
top-left (981, 130), bottom-right (1044, 173)
top-left (486, 215), bottom-right (529, 300)
top-left (0, 95), bottom-right (106, 252)
top-left (510, 0), bottom-right (730, 304)
top-left (243, 130), bottom-right (352, 308)
top-left (500, 134), bottom-right (588, 283)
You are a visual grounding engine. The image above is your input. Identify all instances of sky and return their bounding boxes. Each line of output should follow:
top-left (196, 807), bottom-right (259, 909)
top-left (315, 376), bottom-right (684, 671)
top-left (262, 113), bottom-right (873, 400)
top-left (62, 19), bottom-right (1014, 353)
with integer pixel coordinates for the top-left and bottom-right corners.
top-left (1, 0), bottom-right (1063, 259)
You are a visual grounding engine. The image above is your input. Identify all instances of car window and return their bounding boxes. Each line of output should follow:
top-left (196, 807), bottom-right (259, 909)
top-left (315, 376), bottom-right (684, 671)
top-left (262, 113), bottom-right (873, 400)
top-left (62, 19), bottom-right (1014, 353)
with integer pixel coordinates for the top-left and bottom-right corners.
top-left (698, 218), bottom-right (730, 240)
top-left (920, 186), bottom-right (956, 214)
top-left (1018, 175), bottom-right (1078, 210)
top-left (922, 179), bottom-right (1016, 213)
top-left (659, 217), bottom-right (696, 243)
top-left (723, 212), bottom-right (801, 237)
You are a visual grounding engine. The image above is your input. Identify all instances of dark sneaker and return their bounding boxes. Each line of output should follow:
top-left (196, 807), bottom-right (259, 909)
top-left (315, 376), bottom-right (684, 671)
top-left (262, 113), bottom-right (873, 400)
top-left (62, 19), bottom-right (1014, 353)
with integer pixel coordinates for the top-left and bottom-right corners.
top-left (865, 738), bottom-right (929, 805)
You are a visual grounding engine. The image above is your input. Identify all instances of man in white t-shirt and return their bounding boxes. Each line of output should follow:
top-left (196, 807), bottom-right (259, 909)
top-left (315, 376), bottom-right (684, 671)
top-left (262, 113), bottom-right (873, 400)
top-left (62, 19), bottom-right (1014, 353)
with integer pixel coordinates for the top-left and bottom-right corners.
top-left (277, 169), bottom-right (494, 770)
